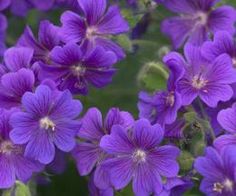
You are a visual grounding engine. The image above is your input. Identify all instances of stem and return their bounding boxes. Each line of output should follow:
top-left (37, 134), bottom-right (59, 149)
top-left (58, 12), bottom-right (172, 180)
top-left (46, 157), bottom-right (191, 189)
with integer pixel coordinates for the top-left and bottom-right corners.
top-left (197, 98), bottom-right (215, 141)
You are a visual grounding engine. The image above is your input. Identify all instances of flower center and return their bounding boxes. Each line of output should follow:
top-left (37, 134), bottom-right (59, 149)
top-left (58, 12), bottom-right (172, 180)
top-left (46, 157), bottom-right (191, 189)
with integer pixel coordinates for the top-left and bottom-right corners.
top-left (166, 91), bottom-right (175, 107)
top-left (86, 26), bottom-right (97, 39)
top-left (195, 12), bottom-right (208, 25)
top-left (133, 149), bottom-right (146, 163)
top-left (232, 57), bottom-right (236, 68)
top-left (72, 65), bottom-right (86, 77)
top-left (40, 117), bottom-right (56, 131)
top-left (192, 75), bottom-right (208, 90)
top-left (0, 140), bottom-right (22, 155)
top-left (213, 179), bottom-right (234, 193)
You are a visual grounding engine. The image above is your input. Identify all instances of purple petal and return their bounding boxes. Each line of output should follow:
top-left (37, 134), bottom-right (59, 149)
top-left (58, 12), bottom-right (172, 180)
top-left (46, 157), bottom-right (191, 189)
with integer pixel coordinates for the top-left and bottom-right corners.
top-left (161, 17), bottom-right (194, 49)
top-left (78, 107), bottom-right (104, 141)
top-left (103, 157), bottom-right (133, 190)
top-left (201, 31), bottom-right (235, 61)
top-left (132, 119), bottom-right (164, 149)
top-left (60, 11), bottom-right (86, 43)
top-left (0, 156), bottom-right (15, 188)
top-left (208, 6), bottom-right (236, 35)
top-left (100, 125), bottom-right (134, 155)
top-left (24, 131), bottom-right (55, 164)
top-left (0, 0), bottom-right (10, 11)
top-left (4, 47), bottom-right (33, 72)
top-left (217, 105), bottom-right (236, 134)
top-left (31, 0), bottom-right (55, 10)
top-left (72, 143), bottom-right (100, 175)
top-left (50, 43), bottom-right (82, 66)
top-left (38, 20), bottom-right (60, 50)
top-left (78, 0), bottom-right (106, 25)
top-left (214, 135), bottom-right (236, 153)
top-left (149, 145), bottom-right (180, 177)
top-left (94, 164), bottom-right (111, 189)
top-left (97, 5), bottom-right (129, 35)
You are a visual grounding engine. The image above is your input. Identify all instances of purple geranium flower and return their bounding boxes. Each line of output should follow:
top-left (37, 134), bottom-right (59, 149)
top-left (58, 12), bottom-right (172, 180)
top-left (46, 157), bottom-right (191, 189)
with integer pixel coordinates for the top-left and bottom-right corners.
top-left (138, 59), bottom-right (184, 126)
top-left (39, 43), bottom-right (117, 95)
top-left (195, 146), bottom-right (236, 195)
top-left (9, 84), bottom-right (82, 164)
top-left (167, 44), bottom-right (236, 107)
top-left (161, 0), bottom-right (236, 49)
top-left (100, 119), bottom-right (180, 195)
top-left (72, 107), bottom-right (134, 190)
top-left (60, 0), bottom-right (129, 60)
top-left (17, 20), bottom-right (61, 63)
top-left (0, 109), bottom-right (43, 188)
top-left (214, 103), bottom-right (236, 150)
top-left (202, 31), bottom-right (236, 68)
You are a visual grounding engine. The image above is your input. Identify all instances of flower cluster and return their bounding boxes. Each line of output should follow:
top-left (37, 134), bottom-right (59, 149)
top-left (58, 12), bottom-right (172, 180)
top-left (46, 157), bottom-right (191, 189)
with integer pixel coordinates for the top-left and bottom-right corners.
top-left (1, 0), bottom-right (236, 196)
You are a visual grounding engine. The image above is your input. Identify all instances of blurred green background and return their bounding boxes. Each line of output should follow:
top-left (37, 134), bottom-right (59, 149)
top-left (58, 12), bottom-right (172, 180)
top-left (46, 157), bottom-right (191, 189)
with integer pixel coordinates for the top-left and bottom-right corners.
top-left (3, 0), bottom-right (236, 195)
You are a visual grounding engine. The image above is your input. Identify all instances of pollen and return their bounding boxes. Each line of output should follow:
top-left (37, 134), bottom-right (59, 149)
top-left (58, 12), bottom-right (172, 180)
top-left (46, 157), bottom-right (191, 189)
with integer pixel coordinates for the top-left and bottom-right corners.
top-left (133, 149), bottom-right (147, 163)
top-left (195, 12), bottom-right (208, 25)
top-left (86, 26), bottom-right (97, 39)
top-left (213, 182), bottom-right (224, 193)
top-left (191, 75), bottom-right (208, 90)
top-left (40, 117), bottom-right (56, 131)
top-left (72, 65), bottom-right (86, 77)
top-left (166, 91), bottom-right (175, 107)
top-left (0, 140), bottom-right (21, 155)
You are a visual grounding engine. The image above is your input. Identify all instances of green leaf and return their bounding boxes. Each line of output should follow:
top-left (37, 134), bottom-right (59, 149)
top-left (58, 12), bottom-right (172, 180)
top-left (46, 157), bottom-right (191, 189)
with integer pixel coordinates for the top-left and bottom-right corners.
top-left (178, 151), bottom-right (194, 171)
top-left (121, 9), bottom-right (144, 28)
top-left (116, 35), bottom-right (133, 53)
top-left (137, 61), bottom-right (168, 92)
top-left (15, 181), bottom-right (31, 196)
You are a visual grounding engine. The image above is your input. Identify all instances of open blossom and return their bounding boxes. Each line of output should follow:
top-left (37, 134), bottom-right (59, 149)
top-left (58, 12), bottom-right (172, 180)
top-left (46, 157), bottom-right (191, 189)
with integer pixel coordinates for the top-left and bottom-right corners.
top-left (72, 107), bottom-right (134, 191)
top-left (167, 44), bottom-right (236, 107)
top-left (138, 59), bottom-right (184, 125)
top-left (60, 0), bottom-right (129, 60)
top-left (195, 146), bottom-right (236, 195)
top-left (0, 109), bottom-right (43, 188)
top-left (161, 0), bottom-right (236, 49)
top-left (17, 20), bottom-right (61, 63)
top-left (39, 43), bottom-right (117, 95)
top-left (9, 84), bottom-right (82, 164)
top-left (100, 119), bottom-right (180, 195)
top-left (202, 31), bottom-right (236, 67)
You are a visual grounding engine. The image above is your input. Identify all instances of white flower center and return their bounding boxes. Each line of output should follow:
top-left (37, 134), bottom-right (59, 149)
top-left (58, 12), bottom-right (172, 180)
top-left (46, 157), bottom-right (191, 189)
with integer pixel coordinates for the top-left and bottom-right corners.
top-left (72, 65), bottom-right (86, 77)
top-left (133, 149), bottom-right (146, 163)
top-left (166, 92), bottom-right (175, 107)
top-left (232, 57), bottom-right (236, 68)
top-left (213, 179), bottom-right (234, 193)
top-left (192, 75), bottom-right (208, 89)
top-left (195, 12), bottom-right (208, 25)
top-left (40, 117), bottom-right (56, 131)
top-left (0, 140), bottom-right (22, 155)
top-left (86, 26), bottom-right (97, 39)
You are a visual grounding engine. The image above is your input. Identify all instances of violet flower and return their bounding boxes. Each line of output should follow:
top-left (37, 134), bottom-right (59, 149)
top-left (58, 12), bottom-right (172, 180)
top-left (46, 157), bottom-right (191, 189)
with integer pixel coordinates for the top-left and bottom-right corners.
top-left (161, 0), bottom-right (236, 49)
top-left (100, 119), bottom-right (180, 195)
top-left (9, 84), bottom-right (82, 164)
top-left (60, 0), bottom-right (129, 60)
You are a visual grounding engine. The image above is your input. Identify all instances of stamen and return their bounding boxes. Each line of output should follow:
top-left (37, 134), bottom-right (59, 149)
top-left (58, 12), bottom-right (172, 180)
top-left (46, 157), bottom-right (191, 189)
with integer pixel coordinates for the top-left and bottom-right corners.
top-left (40, 117), bottom-right (56, 131)
top-left (192, 75), bottom-right (208, 89)
top-left (166, 91), bottom-right (175, 107)
top-left (213, 182), bottom-right (224, 193)
top-left (133, 149), bottom-right (146, 163)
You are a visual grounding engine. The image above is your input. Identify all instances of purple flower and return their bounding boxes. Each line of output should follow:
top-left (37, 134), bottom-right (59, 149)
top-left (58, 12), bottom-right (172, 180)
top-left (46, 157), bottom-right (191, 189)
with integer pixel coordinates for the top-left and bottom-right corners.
top-left (72, 107), bottom-right (134, 190)
top-left (214, 103), bottom-right (236, 150)
top-left (0, 0), bottom-right (11, 11)
top-left (9, 0), bottom-right (33, 17)
top-left (17, 20), bottom-right (61, 63)
top-left (100, 119), bottom-right (180, 195)
top-left (0, 109), bottom-right (43, 188)
top-left (39, 43), bottom-right (117, 95)
top-left (9, 84), bottom-right (82, 164)
top-left (195, 146), bottom-right (236, 195)
top-left (167, 44), bottom-right (236, 107)
top-left (161, 0), bottom-right (236, 49)
top-left (202, 31), bottom-right (236, 68)
top-left (60, 0), bottom-right (129, 60)
top-left (138, 60), bottom-right (184, 125)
